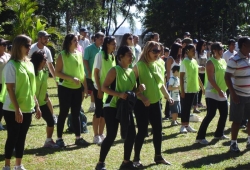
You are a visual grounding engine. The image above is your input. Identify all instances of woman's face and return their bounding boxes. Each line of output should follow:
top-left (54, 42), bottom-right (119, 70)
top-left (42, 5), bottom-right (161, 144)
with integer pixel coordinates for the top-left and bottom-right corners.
top-left (21, 41), bottom-right (31, 57)
top-left (126, 35), bottom-right (134, 46)
top-left (39, 54), bottom-right (47, 69)
top-left (214, 46), bottom-right (223, 57)
top-left (202, 43), bottom-right (207, 51)
top-left (107, 40), bottom-right (117, 53)
top-left (121, 50), bottom-right (133, 65)
top-left (187, 47), bottom-right (195, 58)
top-left (71, 36), bottom-right (78, 49)
top-left (178, 47), bottom-right (182, 55)
top-left (148, 45), bottom-right (161, 62)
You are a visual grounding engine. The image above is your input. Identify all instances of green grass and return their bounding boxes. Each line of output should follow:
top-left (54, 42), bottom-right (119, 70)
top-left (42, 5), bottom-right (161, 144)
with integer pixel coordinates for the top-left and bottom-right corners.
top-left (1, 78), bottom-right (250, 170)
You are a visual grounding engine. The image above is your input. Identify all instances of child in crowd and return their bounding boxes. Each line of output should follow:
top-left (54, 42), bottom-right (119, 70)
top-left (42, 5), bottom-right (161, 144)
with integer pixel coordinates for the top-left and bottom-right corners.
top-left (168, 65), bottom-right (181, 126)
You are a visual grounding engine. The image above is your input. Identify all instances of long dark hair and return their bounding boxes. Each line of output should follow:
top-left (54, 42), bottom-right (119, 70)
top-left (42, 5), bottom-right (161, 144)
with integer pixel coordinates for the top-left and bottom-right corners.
top-left (170, 43), bottom-right (182, 60)
top-left (196, 39), bottom-right (206, 58)
top-left (62, 33), bottom-right (76, 55)
top-left (116, 45), bottom-right (132, 62)
top-left (30, 50), bottom-right (45, 76)
top-left (11, 34), bottom-right (31, 61)
top-left (102, 36), bottom-right (115, 61)
top-left (120, 33), bottom-right (133, 46)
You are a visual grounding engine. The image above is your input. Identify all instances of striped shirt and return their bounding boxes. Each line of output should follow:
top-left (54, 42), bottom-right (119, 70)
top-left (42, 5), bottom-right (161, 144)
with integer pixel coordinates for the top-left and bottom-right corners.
top-left (226, 51), bottom-right (250, 96)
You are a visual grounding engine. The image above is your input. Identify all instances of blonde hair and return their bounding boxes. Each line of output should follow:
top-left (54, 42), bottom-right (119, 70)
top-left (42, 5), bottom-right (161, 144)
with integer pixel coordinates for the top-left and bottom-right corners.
top-left (11, 34), bottom-right (31, 61)
top-left (139, 41), bottom-right (160, 64)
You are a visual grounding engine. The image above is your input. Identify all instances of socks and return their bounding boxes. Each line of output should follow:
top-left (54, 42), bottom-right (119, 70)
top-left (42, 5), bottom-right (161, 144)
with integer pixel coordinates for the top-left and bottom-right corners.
top-left (90, 102), bottom-right (95, 108)
top-left (231, 140), bottom-right (237, 145)
top-left (46, 138), bottom-right (52, 142)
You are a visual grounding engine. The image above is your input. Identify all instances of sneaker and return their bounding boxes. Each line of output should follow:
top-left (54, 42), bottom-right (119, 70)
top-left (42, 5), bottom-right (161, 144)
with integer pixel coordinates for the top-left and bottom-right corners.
top-left (171, 121), bottom-right (178, 126)
top-left (93, 135), bottom-right (102, 145)
top-left (75, 138), bottom-right (90, 147)
top-left (246, 141), bottom-right (250, 149)
top-left (186, 126), bottom-right (197, 133)
top-left (56, 139), bottom-right (66, 147)
top-left (198, 103), bottom-right (206, 109)
top-left (230, 142), bottom-right (240, 153)
top-left (53, 115), bottom-right (58, 125)
top-left (13, 165), bottom-right (26, 170)
top-left (133, 160), bottom-right (143, 168)
top-left (2, 166), bottom-right (10, 170)
top-left (99, 134), bottom-right (106, 142)
top-left (154, 155), bottom-right (171, 165)
top-left (95, 162), bottom-right (106, 170)
top-left (0, 123), bottom-right (5, 130)
top-left (195, 139), bottom-right (209, 145)
top-left (214, 135), bottom-right (229, 140)
top-left (43, 140), bottom-right (60, 148)
top-left (193, 109), bottom-right (201, 113)
top-left (180, 126), bottom-right (188, 133)
top-left (120, 161), bottom-right (138, 170)
top-left (88, 107), bottom-right (95, 112)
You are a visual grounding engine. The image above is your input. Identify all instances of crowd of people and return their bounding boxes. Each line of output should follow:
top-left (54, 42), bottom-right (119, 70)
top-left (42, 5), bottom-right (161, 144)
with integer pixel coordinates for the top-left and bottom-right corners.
top-left (0, 29), bottom-right (250, 170)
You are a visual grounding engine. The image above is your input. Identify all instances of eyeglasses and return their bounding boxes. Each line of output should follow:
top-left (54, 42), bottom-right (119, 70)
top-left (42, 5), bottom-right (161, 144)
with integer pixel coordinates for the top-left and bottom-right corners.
top-left (127, 37), bottom-right (133, 40)
top-left (151, 49), bottom-right (161, 54)
top-left (24, 44), bottom-right (31, 49)
top-left (0, 44), bottom-right (7, 47)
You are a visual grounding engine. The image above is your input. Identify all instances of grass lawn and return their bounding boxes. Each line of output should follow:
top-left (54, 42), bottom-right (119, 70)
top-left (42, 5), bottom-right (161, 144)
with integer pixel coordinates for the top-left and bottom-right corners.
top-left (0, 78), bottom-right (250, 170)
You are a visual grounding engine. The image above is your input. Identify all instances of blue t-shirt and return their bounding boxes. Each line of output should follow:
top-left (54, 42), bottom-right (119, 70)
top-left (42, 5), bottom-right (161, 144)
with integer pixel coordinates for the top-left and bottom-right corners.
top-left (84, 43), bottom-right (101, 78)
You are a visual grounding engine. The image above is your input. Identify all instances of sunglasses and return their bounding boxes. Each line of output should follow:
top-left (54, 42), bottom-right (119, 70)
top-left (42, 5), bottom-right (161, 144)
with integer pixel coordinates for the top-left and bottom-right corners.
top-left (0, 44), bottom-right (7, 47)
top-left (127, 37), bottom-right (133, 40)
top-left (24, 44), bottom-right (31, 49)
top-left (151, 49), bottom-right (161, 54)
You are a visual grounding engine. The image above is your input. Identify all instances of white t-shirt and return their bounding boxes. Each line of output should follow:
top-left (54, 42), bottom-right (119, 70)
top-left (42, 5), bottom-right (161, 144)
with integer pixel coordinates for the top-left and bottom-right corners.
top-left (0, 52), bottom-right (10, 84)
top-left (223, 50), bottom-right (237, 63)
top-left (92, 52), bottom-right (102, 90)
top-left (28, 43), bottom-right (53, 63)
top-left (168, 56), bottom-right (181, 78)
top-left (79, 38), bottom-right (90, 58)
top-left (169, 76), bottom-right (180, 101)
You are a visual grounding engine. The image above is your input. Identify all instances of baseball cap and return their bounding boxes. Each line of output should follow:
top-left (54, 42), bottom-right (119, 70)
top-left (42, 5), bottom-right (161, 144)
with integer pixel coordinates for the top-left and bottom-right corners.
top-left (80, 28), bottom-right (88, 33)
top-left (0, 38), bottom-right (9, 44)
top-left (184, 32), bottom-right (191, 36)
top-left (193, 39), bottom-right (198, 44)
top-left (38, 30), bottom-right (51, 37)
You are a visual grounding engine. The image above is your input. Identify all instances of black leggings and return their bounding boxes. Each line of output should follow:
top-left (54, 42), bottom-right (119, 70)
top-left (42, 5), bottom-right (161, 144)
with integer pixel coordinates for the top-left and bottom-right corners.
top-left (134, 100), bottom-right (162, 160)
top-left (3, 110), bottom-right (32, 159)
top-left (93, 88), bottom-right (104, 118)
top-left (99, 107), bottom-right (136, 162)
top-left (57, 85), bottom-right (82, 138)
top-left (0, 84), bottom-right (3, 121)
top-left (181, 93), bottom-right (196, 123)
top-left (40, 104), bottom-right (54, 127)
top-left (196, 98), bottom-right (228, 139)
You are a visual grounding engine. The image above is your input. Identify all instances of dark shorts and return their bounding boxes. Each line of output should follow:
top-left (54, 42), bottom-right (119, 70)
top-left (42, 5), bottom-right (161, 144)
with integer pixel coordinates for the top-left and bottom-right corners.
top-left (86, 78), bottom-right (94, 92)
top-left (229, 96), bottom-right (250, 123)
top-left (93, 88), bottom-right (104, 118)
top-left (170, 101), bottom-right (181, 114)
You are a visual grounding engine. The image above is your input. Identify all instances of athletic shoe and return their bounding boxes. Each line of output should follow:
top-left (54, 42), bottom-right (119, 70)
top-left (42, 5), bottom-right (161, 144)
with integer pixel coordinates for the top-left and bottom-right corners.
top-left (133, 160), bottom-right (143, 168)
top-left (186, 125), bottom-right (197, 133)
top-left (0, 123), bottom-right (5, 130)
top-left (93, 136), bottom-right (102, 145)
top-left (180, 126), bottom-right (188, 133)
top-left (88, 107), bottom-right (95, 112)
top-left (2, 166), bottom-right (10, 170)
top-left (120, 161), bottom-right (138, 170)
top-left (43, 140), bottom-right (60, 148)
top-left (56, 139), bottom-right (66, 147)
top-left (99, 134), bottom-right (106, 142)
top-left (193, 109), bottom-right (201, 113)
top-left (53, 115), bottom-right (58, 125)
top-left (198, 103), bottom-right (206, 109)
top-left (171, 121), bottom-right (178, 126)
top-left (214, 135), bottom-right (229, 140)
top-left (162, 116), bottom-right (169, 121)
top-left (13, 165), bottom-right (26, 170)
top-left (195, 139), bottom-right (209, 145)
top-left (230, 142), bottom-right (240, 153)
top-left (154, 155), bottom-right (171, 165)
top-left (75, 138), bottom-right (90, 146)
top-left (95, 162), bottom-right (106, 170)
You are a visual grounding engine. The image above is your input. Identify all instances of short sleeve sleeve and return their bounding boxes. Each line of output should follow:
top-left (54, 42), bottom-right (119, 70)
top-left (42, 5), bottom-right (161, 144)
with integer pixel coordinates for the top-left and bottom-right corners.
top-left (226, 58), bottom-right (237, 74)
top-left (180, 63), bottom-right (186, 73)
top-left (168, 77), bottom-right (174, 86)
top-left (93, 53), bottom-right (102, 71)
top-left (45, 47), bottom-right (53, 63)
top-left (4, 62), bottom-right (16, 83)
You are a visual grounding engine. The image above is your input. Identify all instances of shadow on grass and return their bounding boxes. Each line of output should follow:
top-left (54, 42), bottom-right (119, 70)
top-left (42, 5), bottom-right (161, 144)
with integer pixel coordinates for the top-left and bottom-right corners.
top-left (47, 86), bottom-right (57, 89)
top-left (205, 128), bottom-right (231, 137)
top-left (182, 150), bottom-right (247, 168)
top-left (224, 162), bottom-right (250, 170)
top-left (29, 123), bottom-right (46, 127)
top-left (53, 104), bottom-right (59, 108)
top-left (222, 138), bottom-right (247, 146)
top-left (48, 94), bottom-right (58, 97)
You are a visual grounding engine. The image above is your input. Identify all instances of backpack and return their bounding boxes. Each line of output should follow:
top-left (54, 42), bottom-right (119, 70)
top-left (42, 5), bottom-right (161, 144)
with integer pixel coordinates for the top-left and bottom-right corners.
top-left (67, 111), bottom-right (88, 133)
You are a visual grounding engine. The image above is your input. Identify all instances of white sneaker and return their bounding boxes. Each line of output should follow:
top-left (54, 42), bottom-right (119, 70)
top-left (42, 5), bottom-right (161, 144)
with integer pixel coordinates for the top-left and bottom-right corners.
top-left (180, 126), bottom-right (188, 133)
top-left (93, 135), bottom-right (102, 145)
top-left (13, 165), bottom-right (26, 170)
top-left (88, 107), bottom-right (95, 112)
top-left (0, 123), bottom-right (5, 130)
top-left (195, 139), bottom-right (209, 145)
top-left (99, 134), bottom-right (106, 142)
top-left (186, 125), bottom-right (197, 133)
top-left (2, 166), bottom-right (10, 170)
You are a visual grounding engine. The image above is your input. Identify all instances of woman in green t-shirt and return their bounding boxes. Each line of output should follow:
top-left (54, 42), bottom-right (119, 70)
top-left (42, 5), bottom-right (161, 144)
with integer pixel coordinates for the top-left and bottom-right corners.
top-left (133, 41), bottom-right (174, 168)
top-left (31, 50), bottom-right (59, 148)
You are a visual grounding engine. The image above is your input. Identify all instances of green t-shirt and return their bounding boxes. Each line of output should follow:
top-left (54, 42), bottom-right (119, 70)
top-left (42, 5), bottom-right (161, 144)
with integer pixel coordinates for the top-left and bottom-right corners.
top-left (36, 70), bottom-right (48, 106)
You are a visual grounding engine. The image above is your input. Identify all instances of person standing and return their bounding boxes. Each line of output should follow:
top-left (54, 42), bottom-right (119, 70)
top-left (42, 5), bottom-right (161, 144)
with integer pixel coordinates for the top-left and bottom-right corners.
top-left (84, 32), bottom-right (105, 112)
top-left (196, 42), bottom-right (229, 145)
top-left (223, 39), bottom-right (237, 64)
top-left (0, 38), bottom-right (10, 130)
top-left (55, 34), bottom-right (89, 147)
top-left (2, 35), bottom-right (42, 170)
top-left (120, 33), bottom-right (136, 67)
top-left (225, 36), bottom-right (250, 152)
top-left (133, 35), bottom-right (142, 66)
top-left (28, 30), bottom-right (57, 124)
top-left (78, 28), bottom-right (90, 57)
top-left (150, 33), bottom-right (160, 42)
top-left (92, 36), bottom-right (117, 144)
